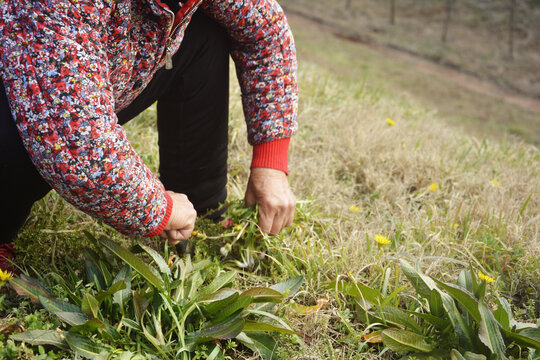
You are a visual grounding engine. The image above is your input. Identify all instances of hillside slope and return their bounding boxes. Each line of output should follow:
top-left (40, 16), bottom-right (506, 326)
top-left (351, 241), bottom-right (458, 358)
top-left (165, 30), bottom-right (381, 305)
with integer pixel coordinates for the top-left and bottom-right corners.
top-left (280, 0), bottom-right (540, 98)
top-left (9, 11), bottom-right (540, 360)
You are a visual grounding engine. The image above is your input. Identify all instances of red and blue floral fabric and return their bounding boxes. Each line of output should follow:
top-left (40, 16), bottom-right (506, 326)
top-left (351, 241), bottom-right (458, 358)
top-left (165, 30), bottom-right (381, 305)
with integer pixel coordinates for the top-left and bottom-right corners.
top-left (0, 0), bottom-right (298, 236)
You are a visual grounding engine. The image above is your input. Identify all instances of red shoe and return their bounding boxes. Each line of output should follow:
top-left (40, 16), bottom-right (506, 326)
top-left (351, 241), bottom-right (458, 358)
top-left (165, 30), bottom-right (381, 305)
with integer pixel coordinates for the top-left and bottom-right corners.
top-left (0, 243), bottom-right (16, 276)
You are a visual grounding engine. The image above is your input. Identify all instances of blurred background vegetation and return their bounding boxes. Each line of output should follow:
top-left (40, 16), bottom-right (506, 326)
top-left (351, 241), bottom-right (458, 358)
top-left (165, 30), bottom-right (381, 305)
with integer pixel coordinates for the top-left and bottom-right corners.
top-left (280, 0), bottom-right (540, 98)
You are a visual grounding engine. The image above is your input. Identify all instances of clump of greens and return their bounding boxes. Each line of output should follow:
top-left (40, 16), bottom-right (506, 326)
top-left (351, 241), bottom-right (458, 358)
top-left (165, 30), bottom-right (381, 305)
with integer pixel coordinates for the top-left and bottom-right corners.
top-left (333, 259), bottom-right (540, 359)
top-left (8, 233), bottom-right (302, 360)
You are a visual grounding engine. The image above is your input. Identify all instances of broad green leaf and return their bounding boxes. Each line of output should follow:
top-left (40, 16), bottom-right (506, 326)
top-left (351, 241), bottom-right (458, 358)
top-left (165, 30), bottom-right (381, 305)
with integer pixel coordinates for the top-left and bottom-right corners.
top-left (202, 292), bottom-right (240, 317)
top-left (95, 280), bottom-right (127, 304)
top-left (186, 270), bottom-right (205, 300)
top-left (239, 287), bottom-right (283, 303)
top-left (133, 291), bottom-right (150, 322)
top-left (186, 318), bottom-right (245, 344)
top-left (433, 279), bottom-right (481, 322)
top-left (378, 306), bottom-right (422, 332)
top-left (457, 270), bottom-right (474, 293)
top-left (101, 324), bottom-right (121, 342)
top-left (474, 279), bottom-right (486, 301)
top-left (463, 352), bottom-right (487, 360)
top-left (450, 350), bottom-right (487, 360)
top-left (243, 321), bottom-right (295, 334)
top-left (135, 244), bottom-right (171, 278)
top-left (236, 332), bottom-right (277, 360)
top-left (429, 289), bottom-right (444, 318)
top-left (10, 275), bottom-right (55, 303)
top-left (38, 295), bottom-right (82, 314)
top-left (504, 327), bottom-right (540, 350)
top-left (212, 295), bottom-right (253, 323)
top-left (478, 302), bottom-right (507, 359)
top-left (400, 260), bottom-right (437, 298)
top-left (493, 296), bottom-right (512, 331)
top-left (199, 288), bottom-right (239, 303)
top-left (99, 238), bottom-right (165, 292)
top-left (55, 311), bottom-right (90, 327)
top-left (381, 328), bottom-right (435, 353)
top-left (10, 330), bottom-right (69, 350)
top-left (113, 266), bottom-right (132, 311)
top-left (81, 293), bottom-right (100, 318)
top-left (121, 318), bottom-right (142, 332)
top-left (438, 290), bottom-right (475, 349)
top-left (270, 276), bottom-right (304, 299)
top-left (198, 271), bottom-right (237, 298)
top-left (64, 332), bottom-right (110, 359)
top-left (38, 296), bottom-right (89, 327)
top-left (192, 258), bottom-right (213, 272)
top-left (451, 349), bottom-right (466, 360)
top-left (404, 310), bottom-right (448, 330)
top-left (328, 279), bottom-right (381, 306)
top-left (97, 260), bottom-right (113, 289)
top-left (70, 318), bottom-right (107, 334)
top-left (83, 254), bottom-right (106, 291)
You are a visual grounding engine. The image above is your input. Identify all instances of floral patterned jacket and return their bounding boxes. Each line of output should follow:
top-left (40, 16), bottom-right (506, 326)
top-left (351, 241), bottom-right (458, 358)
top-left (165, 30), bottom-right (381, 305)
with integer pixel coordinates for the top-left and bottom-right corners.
top-left (0, 0), bottom-right (298, 236)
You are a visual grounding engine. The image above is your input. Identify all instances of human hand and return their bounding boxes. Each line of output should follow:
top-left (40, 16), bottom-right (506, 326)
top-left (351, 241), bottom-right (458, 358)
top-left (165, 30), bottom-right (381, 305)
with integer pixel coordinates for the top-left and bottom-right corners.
top-left (160, 191), bottom-right (197, 245)
top-left (245, 167), bottom-right (296, 235)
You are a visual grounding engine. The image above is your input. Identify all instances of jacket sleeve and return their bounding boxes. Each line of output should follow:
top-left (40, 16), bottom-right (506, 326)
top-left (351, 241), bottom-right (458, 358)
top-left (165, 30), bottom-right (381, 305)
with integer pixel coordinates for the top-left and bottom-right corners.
top-left (0, 3), bottom-right (171, 236)
top-left (201, 0), bottom-right (298, 145)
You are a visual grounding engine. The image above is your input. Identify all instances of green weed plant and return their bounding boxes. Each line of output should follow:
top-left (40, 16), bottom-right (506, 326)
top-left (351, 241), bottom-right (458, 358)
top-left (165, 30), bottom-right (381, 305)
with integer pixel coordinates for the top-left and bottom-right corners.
top-left (7, 233), bottom-right (302, 360)
top-left (333, 259), bottom-right (540, 359)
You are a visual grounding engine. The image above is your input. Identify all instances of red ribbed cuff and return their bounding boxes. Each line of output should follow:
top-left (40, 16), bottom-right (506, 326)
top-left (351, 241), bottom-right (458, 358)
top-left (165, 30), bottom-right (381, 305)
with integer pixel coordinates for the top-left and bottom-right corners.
top-left (146, 192), bottom-right (173, 237)
top-left (250, 138), bottom-right (290, 175)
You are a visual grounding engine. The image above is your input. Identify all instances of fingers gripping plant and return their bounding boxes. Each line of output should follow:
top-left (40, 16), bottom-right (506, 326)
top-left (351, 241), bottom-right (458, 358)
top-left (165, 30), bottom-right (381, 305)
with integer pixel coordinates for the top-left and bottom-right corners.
top-left (9, 236), bottom-right (303, 359)
top-left (333, 260), bottom-right (540, 359)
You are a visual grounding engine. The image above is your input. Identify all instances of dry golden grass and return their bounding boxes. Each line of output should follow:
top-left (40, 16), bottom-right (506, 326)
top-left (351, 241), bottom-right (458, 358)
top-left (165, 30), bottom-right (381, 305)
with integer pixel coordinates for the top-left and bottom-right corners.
top-left (224, 58), bottom-right (539, 356)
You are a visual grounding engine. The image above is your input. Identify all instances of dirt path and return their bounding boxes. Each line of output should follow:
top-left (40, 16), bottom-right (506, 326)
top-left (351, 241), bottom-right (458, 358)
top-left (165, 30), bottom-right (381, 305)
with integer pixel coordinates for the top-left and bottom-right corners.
top-left (287, 12), bottom-right (540, 114)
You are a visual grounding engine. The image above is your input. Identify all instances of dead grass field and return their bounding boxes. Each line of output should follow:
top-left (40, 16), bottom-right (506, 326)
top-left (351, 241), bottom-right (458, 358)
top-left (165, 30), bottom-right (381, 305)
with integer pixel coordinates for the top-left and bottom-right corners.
top-left (280, 0), bottom-right (540, 99)
top-left (285, 12), bottom-right (540, 147)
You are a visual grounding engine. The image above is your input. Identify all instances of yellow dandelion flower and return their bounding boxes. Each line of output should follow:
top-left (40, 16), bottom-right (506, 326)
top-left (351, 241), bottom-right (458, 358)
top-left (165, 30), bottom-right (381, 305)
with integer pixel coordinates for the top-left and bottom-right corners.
top-left (0, 269), bottom-right (13, 282)
top-left (168, 254), bottom-right (178, 267)
top-left (490, 179), bottom-right (502, 188)
top-left (375, 235), bottom-right (391, 246)
top-left (191, 230), bottom-right (198, 237)
top-left (349, 205), bottom-right (360, 213)
top-left (386, 118), bottom-right (396, 126)
top-left (478, 271), bottom-right (495, 283)
top-left (429, 183), bottom-right (438, 192)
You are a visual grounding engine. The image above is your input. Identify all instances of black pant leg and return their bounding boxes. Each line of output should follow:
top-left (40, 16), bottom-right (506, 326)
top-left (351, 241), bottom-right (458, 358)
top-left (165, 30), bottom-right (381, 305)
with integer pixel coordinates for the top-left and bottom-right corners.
top-left (117, 10), bottom-right (231, 216)
top-left (0, 82), bottom-right (51, 244)
top-left (157, 11), bottom-right (230, 216)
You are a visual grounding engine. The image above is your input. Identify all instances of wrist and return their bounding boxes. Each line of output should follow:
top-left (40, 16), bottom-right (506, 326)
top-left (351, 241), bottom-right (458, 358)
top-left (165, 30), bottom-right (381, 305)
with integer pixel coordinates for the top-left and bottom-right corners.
top-left (146, 191), bottom-right (173, 237)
